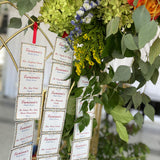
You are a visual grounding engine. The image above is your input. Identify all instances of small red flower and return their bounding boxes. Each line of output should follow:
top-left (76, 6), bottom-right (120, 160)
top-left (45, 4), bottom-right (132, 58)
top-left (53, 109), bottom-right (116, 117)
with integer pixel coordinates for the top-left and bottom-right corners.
top-left (62, 31), bottom-right (68, 38)
top-left (127, 0), bottom-right (134, 6)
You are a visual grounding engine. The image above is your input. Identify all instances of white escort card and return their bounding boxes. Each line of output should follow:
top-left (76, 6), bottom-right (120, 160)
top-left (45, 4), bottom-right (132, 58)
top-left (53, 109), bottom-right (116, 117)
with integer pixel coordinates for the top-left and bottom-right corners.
top-left (37, 155), bottom-right (59, 160)
top-left (53, 37), bottom-right (73, 64)
top-left (20, 43), bottom-right (46, 70)
top-left (37, 134), bottom-right (61, 156)
top-left (74, 119), bottom-right (92, 140)
top-left (9, 144), bottom-right (32, 160)
top-left (41, 111), bottom-right (65, 132)
top-left (45, 87), bottom-right (69, 109)
top-left (13, 120), bottom-right (34, 147)
top-left (76, 99), bottom-right (95, 118)
top-left (70, 140), bottom-right (90, 160)
top-left (18, 70), bottom-right (43, 94)
top-left (16, 96), bottom-right (42, 120)
top-left (77, 76), bottom-right (89, 88)
top-left (50, 63), bottom-right (72, 87)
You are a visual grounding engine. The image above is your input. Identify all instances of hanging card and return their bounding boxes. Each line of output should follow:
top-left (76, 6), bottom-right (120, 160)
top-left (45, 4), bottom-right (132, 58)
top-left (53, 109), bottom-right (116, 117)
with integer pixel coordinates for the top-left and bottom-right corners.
top-left (77, 76), bottom-right (89, 88)
top-left (53, 37), bottom-right (73, 64)
top-left (37, 155), bottom-right (59, 160)
top-left (13, 120), bottom-right (34, 147)
top-left (18, 70), bottom-right (44, 94)
top-left (37, 134), bottom-right (61, 156)
top-left (76, 99), bottom-right (95, 118)
top-left (9, 144), bottom-right (32, 160)
top-left (45, 87), bottom-right (69, 109)
top-left (70, 140), bottom-right (90, 160)
top-left (74, 119), bottom-right (92, 140)
top-left (41, 110), bottom-right (65, 132)
top-left (50, 63), bottom-right (71, 87)
top-left (20, 43), bottom-right (46, 70)
top-left (16, 96), bottom-right (42, 120)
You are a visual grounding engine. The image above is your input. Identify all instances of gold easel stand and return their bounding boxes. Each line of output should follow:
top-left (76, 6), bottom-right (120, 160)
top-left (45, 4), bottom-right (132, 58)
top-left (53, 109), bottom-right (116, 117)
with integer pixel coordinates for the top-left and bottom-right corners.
top-left (90, 103), bottom-right (102, 155)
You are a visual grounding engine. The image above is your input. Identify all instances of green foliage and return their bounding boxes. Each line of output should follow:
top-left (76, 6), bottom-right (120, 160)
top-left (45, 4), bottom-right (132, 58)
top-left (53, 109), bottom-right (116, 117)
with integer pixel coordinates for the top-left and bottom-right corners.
top-left (144, 104), bottom-right (155, 121)
top-left (134, 112), bottom-right (144, 128)
top-left (8, 17), bottom-right (22, 28)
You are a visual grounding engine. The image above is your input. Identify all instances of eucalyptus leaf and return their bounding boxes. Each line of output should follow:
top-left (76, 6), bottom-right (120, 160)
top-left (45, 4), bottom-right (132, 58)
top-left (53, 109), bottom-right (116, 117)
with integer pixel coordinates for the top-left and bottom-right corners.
top-left (8, 17), bottom-right (22, 28)
top-left (124, 34), bottom-right (138, 50)
top-left (93, 96), bottom-right (103, 105)
top-left (134, 112), bottom-right (144, 128)
top-left (116, 121), bottom-right (128, 142)
top-left (151, 68), bottom-right (159, 84)
top-left (113, 65), bottom-right (131, 82)
top-left (89, 100), bottom-right (95, 110)
top-left (149, 38), bottom-right (160, 64)
top-left (142, 94), bottom-right (150, 105)
top-left (144, 104), bottom-right (155, 121)
top-left (132, 5), bottom-right (151, 33)
top-left (81, 101), bottom-right (88, 113)
top-left (132, 92), bottom-right (142, 109)
top-left (138, 21), bottom-right (157, 49)
top-left (110, 105), bottom-right (133, 124)
top-left (79, 122), bottom-right (85, 132)
top-left (122, 87), bottom-right (137, 96)
top-left (106, 17), bottom-right (120, 38)
top-left (121, 35), bottom-right (126, 55)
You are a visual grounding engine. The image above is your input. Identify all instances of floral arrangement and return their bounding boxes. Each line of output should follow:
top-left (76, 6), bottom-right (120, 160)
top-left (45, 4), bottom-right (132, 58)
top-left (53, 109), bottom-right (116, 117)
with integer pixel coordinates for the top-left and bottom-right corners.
top-left (5, 0), bottom-right (160, 154)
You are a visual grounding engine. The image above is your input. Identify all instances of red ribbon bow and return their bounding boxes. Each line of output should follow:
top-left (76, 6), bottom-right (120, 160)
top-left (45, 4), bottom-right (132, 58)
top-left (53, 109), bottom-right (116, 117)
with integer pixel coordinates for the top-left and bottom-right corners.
top-left (32, 22), bottom-right (38, 44)
top-left (62, 31), bottom-right (68, 38)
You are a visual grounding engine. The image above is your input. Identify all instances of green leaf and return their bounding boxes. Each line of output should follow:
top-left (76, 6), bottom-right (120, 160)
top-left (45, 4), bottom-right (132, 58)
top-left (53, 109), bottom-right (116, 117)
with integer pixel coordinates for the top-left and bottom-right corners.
top-left (92, 83), bottom-right (101, 95)
top-left (122, 87), bottom-right (137, 96)
top-left (133, 0), bottom-right (138, 6)
top-left (142, 94), bottom-right (150, 105)
top-left (89, 77), bottom-right (96, 86)
top-left (113, 65), bottom-right (131, 82)
top-left (134, 112), bottom-right (144, 128)
top-left (106, 17), bottom-right (120, 38)
top-left (79, 122), bottom-right (85, 132)
top-left (17, 0), bottom-right (41, 16)
top-left (132, 92), bottom-right (142, 109)
top-left (121, 35), bottom-right (126, 55)
top-left (81, 101), bottom-right (88, 113)
top-left (139, 60), bottom-right (150, 75)
top-left (74, 87), bottom-right (83, 98)
top-left (83, 113), bottom-right (90, 126)
top-left (116, 121), bottom-right (128, 142)
top-left (138, 21), bottom-right (157, 49)
top-left (8, 17), bottom-right (22, 28)
top-left (83, 86), bottom-right (92, 97)
top-left (93, 96), bottom-right (103, 105)
top-left (149, 38), bottom-right (160, 64)
top-left (153, 56), bottom-right (160, 69)
top-left (144, 104), bottom-right (155, 121)
top-left (110, 105), bottom-right (133, 124)
top-left (151, 68), bottom-right (159, 84)
top-left (66, 96), bottom-right (76, 115)
top-left (89, 100), bottom-right (95, 110)
top-left (132, 5), bottom-right (151, 33)
top-left (124, 34), bottom-right (138, 50)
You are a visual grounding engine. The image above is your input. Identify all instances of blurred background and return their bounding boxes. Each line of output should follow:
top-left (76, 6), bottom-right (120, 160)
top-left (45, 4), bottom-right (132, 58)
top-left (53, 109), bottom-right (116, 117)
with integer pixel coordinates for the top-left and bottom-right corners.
top-left (0, 1), bottom-right (160, 160)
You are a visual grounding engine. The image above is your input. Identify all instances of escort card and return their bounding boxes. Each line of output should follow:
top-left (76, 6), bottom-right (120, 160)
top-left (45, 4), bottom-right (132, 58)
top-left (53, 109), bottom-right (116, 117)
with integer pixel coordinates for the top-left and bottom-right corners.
top-left (41, 111), bottom-right (65, 132)
top-left (16, 96), bottom-right (42, 120)
top-left (14, 121), bottom-right (34, 147)
top-left (70, 140), bottom-right (90, 160)
top-left (53, 37), bottom-right (73, 64)
top-left (37, 155), bottom-right (59, 160)
top-left (45, 87), bottom-right (69, 109)
top-left (18, 70), bottom-right (43, 94)
top-left (77, 76), bottom-right (89, 88)
top-left (74, 119), bottom-right (92, 140)
top-left (50, 63), bottom-right (71, 87)
top-left (76, 99), bottom-right (95, 118)
top-left (38, 134), bottom-right (61, 156)
top-left (20, 43), bottom-right (46, 70)
top-left (9, 145), bottom-right (32, 160)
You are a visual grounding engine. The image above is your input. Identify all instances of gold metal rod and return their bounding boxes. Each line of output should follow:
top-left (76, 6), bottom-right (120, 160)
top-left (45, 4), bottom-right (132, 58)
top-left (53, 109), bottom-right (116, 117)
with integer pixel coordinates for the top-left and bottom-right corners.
top-left (0, 1), bottom-right (9, 5)
top-left (45, 52), bottom-right (53, 61)
top-left (68, 81), bottom-right (75, 99)
top-left (0, 23), bottom-right (34, 50)
top-left (0, 36), bottom-right (18, 72)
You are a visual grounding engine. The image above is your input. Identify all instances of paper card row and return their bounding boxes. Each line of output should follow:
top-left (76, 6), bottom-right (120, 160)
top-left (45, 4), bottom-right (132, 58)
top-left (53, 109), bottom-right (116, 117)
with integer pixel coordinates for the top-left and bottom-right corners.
top-left (49, 62), bottom-right (72, 87)
top-left (45, 87), bottom-right (69, 109)
top-left (37, 134), bottom-right (61, 156)
top-left (15, 96), bottom-right (42, 121)
top-left (9, 144), bottom-right (32, 160)
top-left (18, 70), bottom-right (44, 95)
top-left (41, 110), bottom-right (65, 133)
top-left (20, 43), bottom-right (46, 70)
top-left (70, 140), bottom-right (90, 160)
top-left (53, 37), bottom-right (73, 64)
